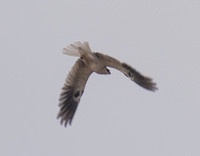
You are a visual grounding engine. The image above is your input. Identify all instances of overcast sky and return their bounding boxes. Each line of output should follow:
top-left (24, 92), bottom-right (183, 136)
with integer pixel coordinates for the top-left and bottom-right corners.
top-left (1, 0), bottom-right (200, 156)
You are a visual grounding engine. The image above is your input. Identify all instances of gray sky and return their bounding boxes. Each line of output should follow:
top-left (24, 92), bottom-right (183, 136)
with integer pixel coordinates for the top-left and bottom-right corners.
top-left (1, 0), bottom-right (200, 155)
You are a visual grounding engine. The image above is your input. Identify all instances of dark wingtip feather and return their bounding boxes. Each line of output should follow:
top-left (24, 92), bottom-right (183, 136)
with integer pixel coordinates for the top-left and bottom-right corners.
top-left (122, 63), bottom-right (158, 91)
top-left (57, 86), bottom-right (79, 127)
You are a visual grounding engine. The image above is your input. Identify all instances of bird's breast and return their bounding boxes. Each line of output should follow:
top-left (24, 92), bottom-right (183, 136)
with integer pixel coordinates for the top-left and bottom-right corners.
top-left (89, 62), bottom-right (103, 72)
top-left (84, 54), bottom-right (104, 72)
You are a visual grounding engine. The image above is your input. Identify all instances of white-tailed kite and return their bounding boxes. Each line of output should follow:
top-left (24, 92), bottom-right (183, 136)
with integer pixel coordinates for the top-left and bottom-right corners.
top-left (57, 41), bottom-right (157, 127)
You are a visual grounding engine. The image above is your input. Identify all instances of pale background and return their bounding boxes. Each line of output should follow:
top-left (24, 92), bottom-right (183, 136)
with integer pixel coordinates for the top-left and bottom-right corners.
top-left (1, 0), bottom-right (200, 156)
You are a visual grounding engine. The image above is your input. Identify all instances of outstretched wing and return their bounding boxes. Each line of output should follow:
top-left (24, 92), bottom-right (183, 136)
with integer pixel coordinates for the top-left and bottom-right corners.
top-left (94, 52), bottom-right (157, 91)
top-left (57, 59), bottom-right (93, 127)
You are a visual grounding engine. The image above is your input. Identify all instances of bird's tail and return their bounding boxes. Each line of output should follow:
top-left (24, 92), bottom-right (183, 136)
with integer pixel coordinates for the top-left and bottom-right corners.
top-left (63, 41), bottom-right (92, 57)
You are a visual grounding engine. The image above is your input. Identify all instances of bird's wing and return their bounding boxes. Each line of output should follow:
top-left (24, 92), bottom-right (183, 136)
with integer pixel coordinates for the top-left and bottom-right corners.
top-left (57, 59), bottom-right (93, 127)
top-left (94, 52), bottom-right (157, 91)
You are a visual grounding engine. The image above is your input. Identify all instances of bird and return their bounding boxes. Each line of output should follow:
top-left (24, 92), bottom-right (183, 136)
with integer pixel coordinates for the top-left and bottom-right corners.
top-left (57, 41), bottom-right (157, 127)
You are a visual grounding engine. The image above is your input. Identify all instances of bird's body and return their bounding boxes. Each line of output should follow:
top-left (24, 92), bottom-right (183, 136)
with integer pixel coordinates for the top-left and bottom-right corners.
top-left (57, 41), bottom-right (157, 127)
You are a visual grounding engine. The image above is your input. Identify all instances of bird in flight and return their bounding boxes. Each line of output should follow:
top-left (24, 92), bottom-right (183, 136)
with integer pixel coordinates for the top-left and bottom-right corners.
top-left (57, 41), bottom-right (157, 127)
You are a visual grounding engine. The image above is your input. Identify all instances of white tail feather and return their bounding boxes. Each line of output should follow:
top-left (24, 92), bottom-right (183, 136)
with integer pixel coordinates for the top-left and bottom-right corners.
top-left (63, 41), bottom-right (92, 57)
